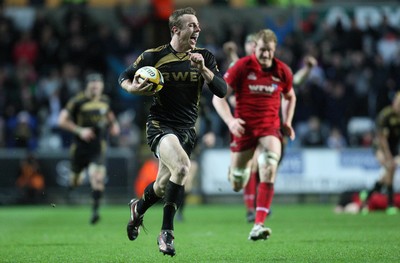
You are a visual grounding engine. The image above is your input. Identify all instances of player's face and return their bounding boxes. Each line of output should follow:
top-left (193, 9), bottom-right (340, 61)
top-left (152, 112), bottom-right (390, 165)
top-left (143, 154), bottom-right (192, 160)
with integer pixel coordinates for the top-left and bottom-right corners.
top-left (86, 80), bottom-right (104, 99)
top-left (255, 39), bottom-right (276, 68)
top-left (177, 14), bottom-right (201, 50)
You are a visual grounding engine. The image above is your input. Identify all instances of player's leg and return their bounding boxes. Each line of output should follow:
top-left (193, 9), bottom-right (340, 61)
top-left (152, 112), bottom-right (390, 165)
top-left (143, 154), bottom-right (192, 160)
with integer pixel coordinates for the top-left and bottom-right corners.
top-left (177, 159), bottom-right (198, 222)
top-left (383, 162), bottom-right (398, 215)
top-left (229, 149), bottom-right (254, 192)
top-left (66, 170), bottom-right (84, 205)
top-left (66, 148), bottom-right (85, 204)
top-left (88, 162), bottom-right (106, 224)
top-left (156, 134), bottom-right (191, 256)
top-left (127, 123), bottom-right (172, 242)
top-left (243, 147), bottom-right (260, 223)
top-left (360, 149), bottom-right (387, 214)
top-left (249, 135), bottom-right (281, 241)
top-left (127, 160), bottom-right (166, 241)
top-left (69, 148), bottom-right (85, 188)
top-left (70, 171), bottom-right (85, 187)
top-left (245, 137), bottom-right (285, 222)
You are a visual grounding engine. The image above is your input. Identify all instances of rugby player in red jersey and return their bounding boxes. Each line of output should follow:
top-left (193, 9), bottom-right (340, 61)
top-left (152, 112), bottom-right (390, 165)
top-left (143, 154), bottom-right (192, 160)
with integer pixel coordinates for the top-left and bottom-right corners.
top-left (213, 29), bottom-right (296, 241)
top-left (224, 34), bottom-right (317, 223)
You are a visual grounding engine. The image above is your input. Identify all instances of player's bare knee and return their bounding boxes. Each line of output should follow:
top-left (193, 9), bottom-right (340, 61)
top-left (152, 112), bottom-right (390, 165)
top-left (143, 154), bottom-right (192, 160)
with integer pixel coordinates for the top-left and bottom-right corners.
top-left (258, 151), bottom-right (279, 181)
top-left (229, 167), bottom-right (250, 191)
top-left (257, 151), bottom-right (279, 167)
top-left (174, 162), bottom-right (190, 179)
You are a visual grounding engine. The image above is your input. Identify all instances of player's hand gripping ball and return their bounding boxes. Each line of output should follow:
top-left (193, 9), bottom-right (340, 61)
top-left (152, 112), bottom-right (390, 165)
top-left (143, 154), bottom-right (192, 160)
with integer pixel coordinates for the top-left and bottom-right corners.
top-left (135, 66), bottom-right (164, 92)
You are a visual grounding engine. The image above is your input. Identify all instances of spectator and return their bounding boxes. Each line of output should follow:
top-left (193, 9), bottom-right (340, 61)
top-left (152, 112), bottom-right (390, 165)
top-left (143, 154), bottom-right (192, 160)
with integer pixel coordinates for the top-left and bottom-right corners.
top-left (12, 30), bottom-right (38, 65)
top-left (326, 127), bottom-right (347, 149)
top-left (300, 116), bottom-right (327, 147)
top-left (1, 4), bottom-right (399, 152)
top-left (6, 111), bottom-right (38, 149)
top-left (16, 152), bottom-right (45, 204)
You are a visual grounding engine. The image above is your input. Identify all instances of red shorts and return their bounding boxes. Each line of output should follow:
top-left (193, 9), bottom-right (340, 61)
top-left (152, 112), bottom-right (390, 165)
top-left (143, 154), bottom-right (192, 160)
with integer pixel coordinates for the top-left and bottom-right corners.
top-left (230, 127), bottom-right (282, 152)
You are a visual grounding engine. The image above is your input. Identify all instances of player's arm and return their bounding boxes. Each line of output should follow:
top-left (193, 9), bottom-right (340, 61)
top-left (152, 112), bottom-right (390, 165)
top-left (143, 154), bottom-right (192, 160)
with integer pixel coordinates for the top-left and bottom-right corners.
top-left (212, 84), bottom-right (245, 138)
top-left (293, 56), bottom-right (317, 86)
top-left (281, 88), bottom-right (296, 140)
top-left (189, 52), bottom-right (227, 98)
top-left (58, 109), bottom-right (95, 142)
top-left (58, 109), bottom-right (81, 135)
top-left (119, 64), bottom-right (155, 96)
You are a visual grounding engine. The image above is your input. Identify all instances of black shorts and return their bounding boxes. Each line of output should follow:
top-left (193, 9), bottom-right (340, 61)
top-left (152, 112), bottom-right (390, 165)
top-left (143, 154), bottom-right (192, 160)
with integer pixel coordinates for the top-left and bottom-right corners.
top-left (70, 143), bottom-right (106, 173)
top-left (146, 120), bottom-right (197, 158)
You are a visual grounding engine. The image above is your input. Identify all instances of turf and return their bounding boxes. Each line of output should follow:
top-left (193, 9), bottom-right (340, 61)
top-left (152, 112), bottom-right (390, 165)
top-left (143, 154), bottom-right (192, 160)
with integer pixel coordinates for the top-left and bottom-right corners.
top-left (1, 203), bottom-right (399, 262)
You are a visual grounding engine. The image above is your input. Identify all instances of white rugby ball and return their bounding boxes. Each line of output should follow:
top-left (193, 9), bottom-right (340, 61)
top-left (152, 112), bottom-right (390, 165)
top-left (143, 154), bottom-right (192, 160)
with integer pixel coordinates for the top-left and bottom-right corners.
top-left (135, 66), bottom-right (164, 92)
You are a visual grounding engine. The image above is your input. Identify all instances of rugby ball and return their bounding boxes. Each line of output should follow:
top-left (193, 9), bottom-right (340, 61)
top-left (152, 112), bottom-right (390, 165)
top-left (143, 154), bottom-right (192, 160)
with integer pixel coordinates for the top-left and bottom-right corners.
top-left (135, 66), bottom-right (164, 92)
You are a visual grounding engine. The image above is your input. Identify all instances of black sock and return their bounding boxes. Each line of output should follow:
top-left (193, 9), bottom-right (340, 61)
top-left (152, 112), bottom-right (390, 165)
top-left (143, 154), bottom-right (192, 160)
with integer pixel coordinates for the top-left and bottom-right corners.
top-left (162, 181), bottom-right (183, 230)
top-left (387, 185), bottom-right (394, 207)
top-left (92, 190), bottom-right (102, 213)
top-left (367, 181), bottom-right (383, 200)
top-left (177, 190), bottom-right (187, 217)
top-left (137, 181), bottom-right (162, 215)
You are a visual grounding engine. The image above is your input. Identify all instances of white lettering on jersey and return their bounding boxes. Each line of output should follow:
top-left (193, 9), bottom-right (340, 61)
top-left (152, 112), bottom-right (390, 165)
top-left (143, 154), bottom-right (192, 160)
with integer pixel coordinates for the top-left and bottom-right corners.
top-left (248, 83), bottom-right (278, 94)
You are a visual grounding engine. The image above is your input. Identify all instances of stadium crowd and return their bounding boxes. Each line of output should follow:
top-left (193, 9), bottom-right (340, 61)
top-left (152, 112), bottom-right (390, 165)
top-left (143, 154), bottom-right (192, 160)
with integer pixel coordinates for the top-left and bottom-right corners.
top-left (0, 3), bottom-right (400, 152)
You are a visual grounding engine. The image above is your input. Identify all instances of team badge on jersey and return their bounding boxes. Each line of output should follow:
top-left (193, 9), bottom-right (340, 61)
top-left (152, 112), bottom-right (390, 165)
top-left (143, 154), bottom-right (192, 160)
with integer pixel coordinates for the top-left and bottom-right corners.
top-left (247, 72), bottom-right (257, 80)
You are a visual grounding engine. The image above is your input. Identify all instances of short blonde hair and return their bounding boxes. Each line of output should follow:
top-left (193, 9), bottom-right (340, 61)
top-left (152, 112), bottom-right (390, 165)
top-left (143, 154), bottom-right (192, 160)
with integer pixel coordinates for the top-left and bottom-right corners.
top-left (255, 29), bottom-right (277, 44)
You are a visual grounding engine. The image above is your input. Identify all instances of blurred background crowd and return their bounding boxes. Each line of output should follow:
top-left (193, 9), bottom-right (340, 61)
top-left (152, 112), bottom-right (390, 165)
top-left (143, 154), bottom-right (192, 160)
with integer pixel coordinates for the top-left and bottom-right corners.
top-left (1, 0), bottom-right (400, 154)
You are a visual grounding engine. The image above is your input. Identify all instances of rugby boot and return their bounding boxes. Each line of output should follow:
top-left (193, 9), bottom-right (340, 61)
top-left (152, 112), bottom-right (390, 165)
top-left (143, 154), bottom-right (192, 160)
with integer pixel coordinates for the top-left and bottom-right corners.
top-left (248, 224), bottom-right (272, 241)
top-left (157, 230), bottom-right (175, 257)
top-left (90, 211), bottom-right (100, 225)
top-left (127, 199), bottom-right (144, 241)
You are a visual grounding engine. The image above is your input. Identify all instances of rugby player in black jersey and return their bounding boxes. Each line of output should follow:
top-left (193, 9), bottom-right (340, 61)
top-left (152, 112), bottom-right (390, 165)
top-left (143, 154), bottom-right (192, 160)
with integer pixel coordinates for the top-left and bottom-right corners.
top-left (58, 73), bottom-right (120, 224)
top-left (119, 7), bottom-right (226, 257)
top-left (360, 92), bottom-right (400, 215)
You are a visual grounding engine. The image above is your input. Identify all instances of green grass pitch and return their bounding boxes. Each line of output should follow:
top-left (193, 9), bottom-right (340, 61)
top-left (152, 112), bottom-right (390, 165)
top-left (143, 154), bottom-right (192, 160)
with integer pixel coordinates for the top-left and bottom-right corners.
top-left (1, 203), bottom-right (399, 262)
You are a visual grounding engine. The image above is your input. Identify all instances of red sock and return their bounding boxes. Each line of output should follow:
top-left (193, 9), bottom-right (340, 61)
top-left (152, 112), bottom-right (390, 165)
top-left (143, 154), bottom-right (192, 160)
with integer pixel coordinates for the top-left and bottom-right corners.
top-left (255, 182), bottom-right (274, 225)
top-left (243, 171), bottom-right (258, 211)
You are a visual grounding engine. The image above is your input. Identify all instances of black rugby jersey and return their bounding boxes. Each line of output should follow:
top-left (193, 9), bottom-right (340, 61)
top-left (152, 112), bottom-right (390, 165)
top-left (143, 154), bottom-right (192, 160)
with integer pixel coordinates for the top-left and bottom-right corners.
top-left (65, 92), bottom-right (111, 149)
top-left (376, 105), bottom-right (400, 150)
top-left (122, 44), bottom-right (223, 129)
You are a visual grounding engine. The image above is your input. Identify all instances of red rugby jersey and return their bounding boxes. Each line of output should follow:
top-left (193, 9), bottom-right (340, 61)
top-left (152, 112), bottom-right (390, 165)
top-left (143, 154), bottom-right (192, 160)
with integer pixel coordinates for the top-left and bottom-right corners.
top-left (224, 54), bottom-right (293, 130)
